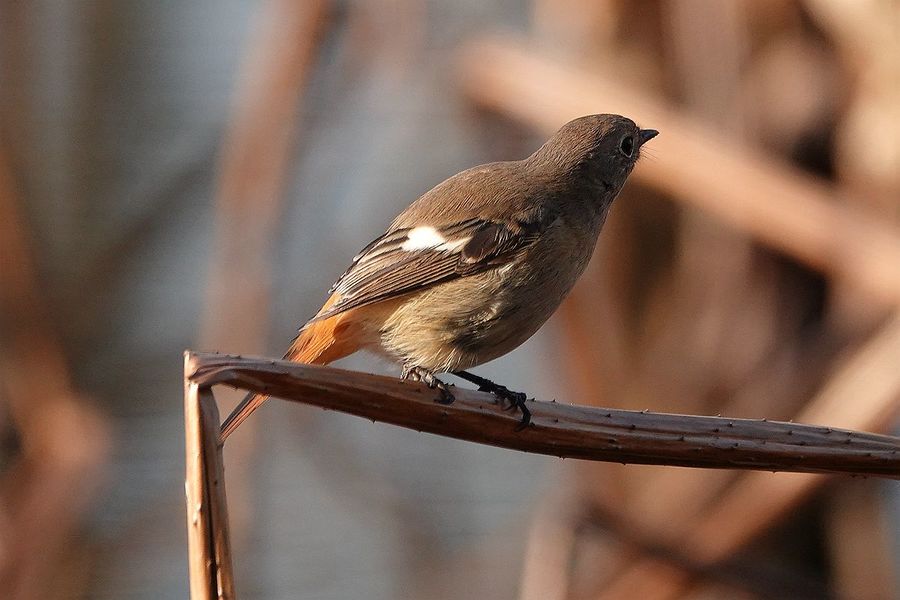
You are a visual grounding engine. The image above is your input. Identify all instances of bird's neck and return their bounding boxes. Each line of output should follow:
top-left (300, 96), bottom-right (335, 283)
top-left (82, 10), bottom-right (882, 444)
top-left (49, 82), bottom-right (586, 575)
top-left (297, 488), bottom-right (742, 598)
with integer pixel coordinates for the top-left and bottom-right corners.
top-left (525, 156), bottom-right (618, 232)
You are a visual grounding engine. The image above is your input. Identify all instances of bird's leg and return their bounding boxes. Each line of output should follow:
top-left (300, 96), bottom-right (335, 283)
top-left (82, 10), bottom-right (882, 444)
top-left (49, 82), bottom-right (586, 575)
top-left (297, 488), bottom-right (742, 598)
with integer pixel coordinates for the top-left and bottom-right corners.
top-left (452, 371), bottom-right (531, 430)
top-left (402, 364), bottom-right (454, 404)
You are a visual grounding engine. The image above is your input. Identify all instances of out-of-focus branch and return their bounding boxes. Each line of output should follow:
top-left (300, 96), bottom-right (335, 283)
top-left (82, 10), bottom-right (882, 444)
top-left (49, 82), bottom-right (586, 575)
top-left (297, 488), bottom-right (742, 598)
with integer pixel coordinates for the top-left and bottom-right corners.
top-left (456, 36), bottom-right (900, 309)
top-left (0, 145), bottom-right (111, 600)
top-left (186, 352), bottom-right (900, 477)
top-left (200, 0), bottom-right (330, 354)
top-left (197, 0), bottom-right (332, 552)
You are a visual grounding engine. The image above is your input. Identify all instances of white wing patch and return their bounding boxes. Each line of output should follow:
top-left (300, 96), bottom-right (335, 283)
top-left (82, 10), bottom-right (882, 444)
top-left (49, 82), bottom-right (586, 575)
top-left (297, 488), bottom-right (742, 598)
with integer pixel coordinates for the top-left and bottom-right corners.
top-left (401, 226), bottom-right (469, 252)
top-left (401, 226), bottom-right (444, 250)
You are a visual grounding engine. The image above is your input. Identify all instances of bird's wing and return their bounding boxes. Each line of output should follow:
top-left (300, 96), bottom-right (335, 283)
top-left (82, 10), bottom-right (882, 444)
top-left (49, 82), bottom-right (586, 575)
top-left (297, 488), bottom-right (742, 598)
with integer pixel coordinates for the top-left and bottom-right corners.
top-left (308, 210), bottom-right (557, 323)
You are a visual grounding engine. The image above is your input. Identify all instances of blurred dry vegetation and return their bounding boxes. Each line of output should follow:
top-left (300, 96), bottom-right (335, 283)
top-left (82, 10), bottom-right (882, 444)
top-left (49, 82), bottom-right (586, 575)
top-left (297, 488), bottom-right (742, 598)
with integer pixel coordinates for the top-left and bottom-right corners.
top-left (2, 1), bottom-right (900, 599)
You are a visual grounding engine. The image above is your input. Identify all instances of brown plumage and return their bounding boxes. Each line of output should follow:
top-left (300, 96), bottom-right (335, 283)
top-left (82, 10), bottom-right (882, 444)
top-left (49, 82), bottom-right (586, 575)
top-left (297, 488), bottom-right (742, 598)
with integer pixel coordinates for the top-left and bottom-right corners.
top-left (220, 114), bottom-right (657, 439)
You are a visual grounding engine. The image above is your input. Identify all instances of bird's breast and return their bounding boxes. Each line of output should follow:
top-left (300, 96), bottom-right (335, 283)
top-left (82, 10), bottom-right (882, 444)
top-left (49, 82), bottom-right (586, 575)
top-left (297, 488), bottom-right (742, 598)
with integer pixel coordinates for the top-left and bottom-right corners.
top-left (378, 219), bottom-right (600, 372)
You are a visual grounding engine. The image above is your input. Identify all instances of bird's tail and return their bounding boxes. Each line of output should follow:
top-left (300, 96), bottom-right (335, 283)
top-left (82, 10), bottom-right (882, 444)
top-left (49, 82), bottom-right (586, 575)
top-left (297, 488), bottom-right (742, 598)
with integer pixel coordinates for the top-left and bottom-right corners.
top-left (219, 295), bottom-right (359, 440)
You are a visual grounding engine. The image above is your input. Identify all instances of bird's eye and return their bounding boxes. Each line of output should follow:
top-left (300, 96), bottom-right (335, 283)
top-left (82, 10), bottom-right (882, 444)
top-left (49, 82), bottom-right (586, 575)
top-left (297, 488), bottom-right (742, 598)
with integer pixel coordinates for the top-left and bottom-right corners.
top-left (619, 136), bottom-right (634, 157)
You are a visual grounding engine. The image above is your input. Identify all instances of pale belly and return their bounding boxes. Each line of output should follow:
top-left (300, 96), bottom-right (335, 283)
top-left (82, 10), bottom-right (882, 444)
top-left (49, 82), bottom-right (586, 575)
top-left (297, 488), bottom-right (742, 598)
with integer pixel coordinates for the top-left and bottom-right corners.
top-left (378, 223), bottom-right (597, 372)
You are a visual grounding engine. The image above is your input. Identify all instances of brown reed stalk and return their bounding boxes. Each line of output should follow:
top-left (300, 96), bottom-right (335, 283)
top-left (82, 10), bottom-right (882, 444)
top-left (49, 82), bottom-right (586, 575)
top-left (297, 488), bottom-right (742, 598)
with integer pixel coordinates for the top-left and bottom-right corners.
top-left (184, 354), bottom-right (235, 600)
top-left (187, 352), bottom-right (900, 477)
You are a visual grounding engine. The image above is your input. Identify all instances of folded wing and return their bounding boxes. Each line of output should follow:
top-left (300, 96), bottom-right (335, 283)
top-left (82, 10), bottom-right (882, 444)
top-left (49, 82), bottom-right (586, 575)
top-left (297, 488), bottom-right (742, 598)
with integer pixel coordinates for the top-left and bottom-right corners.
top-left (308, 212), bottom-right (555, 323)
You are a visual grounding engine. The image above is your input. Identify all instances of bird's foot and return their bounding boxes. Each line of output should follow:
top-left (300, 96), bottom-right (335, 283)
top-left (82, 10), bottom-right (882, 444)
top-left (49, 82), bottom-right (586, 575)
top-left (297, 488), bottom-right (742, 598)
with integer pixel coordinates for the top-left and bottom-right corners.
top-left (402, 365), bottom-right (454, 404)
top-left (453, 371), bottom-right (532, 430)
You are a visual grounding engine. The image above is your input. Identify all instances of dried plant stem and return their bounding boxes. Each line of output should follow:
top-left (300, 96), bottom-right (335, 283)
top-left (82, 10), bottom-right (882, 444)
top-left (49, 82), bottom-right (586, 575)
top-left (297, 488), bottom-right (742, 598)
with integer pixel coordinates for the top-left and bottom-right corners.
top-left (184, 355), bottom-right (235, 600)
top-left (184, 348), bottom-right (900, 596)
top-left (184, 379), bottom-right (214, 600)
top-left (186, 352), bottom-right (900, 478)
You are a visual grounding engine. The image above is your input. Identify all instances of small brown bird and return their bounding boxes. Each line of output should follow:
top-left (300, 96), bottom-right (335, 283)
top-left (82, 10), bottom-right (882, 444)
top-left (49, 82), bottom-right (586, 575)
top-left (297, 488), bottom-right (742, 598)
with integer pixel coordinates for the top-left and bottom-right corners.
top-left (220, 114), bottom-right (657, 439)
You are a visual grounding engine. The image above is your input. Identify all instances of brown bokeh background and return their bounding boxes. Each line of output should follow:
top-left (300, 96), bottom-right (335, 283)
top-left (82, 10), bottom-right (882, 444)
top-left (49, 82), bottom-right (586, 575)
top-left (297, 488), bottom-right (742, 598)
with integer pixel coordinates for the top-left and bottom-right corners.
top-left (2, 1), bottom-right (899, 598)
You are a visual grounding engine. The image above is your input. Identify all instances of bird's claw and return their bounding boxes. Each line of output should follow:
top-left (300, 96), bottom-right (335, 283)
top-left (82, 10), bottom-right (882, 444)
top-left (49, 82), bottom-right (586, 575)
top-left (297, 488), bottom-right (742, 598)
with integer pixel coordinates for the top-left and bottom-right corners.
top-left (454, 372), bottom-right (532, 430)
top-left (403, 365), bottom-right (455, 405)
top-left (486, 386), bottom-right (531, 430)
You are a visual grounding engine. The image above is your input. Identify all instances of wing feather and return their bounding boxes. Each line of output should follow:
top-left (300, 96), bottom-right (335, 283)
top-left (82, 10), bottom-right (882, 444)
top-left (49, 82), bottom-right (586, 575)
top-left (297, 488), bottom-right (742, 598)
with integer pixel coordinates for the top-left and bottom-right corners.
top-left (310, 212), bottom-right (556, 323)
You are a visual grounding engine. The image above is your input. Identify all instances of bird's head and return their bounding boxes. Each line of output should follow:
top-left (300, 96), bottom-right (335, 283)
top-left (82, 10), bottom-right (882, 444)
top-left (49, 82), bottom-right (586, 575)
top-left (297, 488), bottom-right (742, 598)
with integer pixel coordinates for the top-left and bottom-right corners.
top-left (531, 114), bottom-right (658, 200)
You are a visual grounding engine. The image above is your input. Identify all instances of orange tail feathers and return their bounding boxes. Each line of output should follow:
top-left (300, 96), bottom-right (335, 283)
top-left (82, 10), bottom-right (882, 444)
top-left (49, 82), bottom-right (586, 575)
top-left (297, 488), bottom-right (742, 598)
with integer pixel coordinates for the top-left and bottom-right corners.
top-left (219, 294), bottom-right (363, 441)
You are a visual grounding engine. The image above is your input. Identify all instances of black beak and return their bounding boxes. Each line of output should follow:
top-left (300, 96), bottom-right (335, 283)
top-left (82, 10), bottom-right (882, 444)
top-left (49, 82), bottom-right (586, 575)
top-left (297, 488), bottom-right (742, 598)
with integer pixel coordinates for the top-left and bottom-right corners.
top-left (638, 129), bottom-right (659, 146)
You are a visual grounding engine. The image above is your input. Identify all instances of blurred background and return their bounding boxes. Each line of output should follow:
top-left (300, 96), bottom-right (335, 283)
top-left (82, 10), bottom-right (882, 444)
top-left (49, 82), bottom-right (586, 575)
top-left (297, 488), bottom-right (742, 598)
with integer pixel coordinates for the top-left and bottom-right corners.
top-left (2, 0), bottom-right (900, 598)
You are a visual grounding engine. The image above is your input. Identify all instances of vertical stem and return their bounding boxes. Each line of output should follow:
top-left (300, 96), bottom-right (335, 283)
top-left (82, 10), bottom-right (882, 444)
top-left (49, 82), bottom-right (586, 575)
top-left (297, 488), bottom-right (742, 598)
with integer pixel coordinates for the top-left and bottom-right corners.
top-left (184, 354), bottom-right (214, 599)
top-left (200, 390), bottom-right (235, 598)
top-left (185, 351), bottom-right (236, 599)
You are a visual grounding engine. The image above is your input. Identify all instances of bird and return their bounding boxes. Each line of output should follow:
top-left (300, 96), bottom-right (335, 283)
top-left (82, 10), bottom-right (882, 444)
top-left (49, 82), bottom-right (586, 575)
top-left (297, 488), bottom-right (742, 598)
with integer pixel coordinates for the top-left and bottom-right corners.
top-left (220, 114), bottom-right (657, 440)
